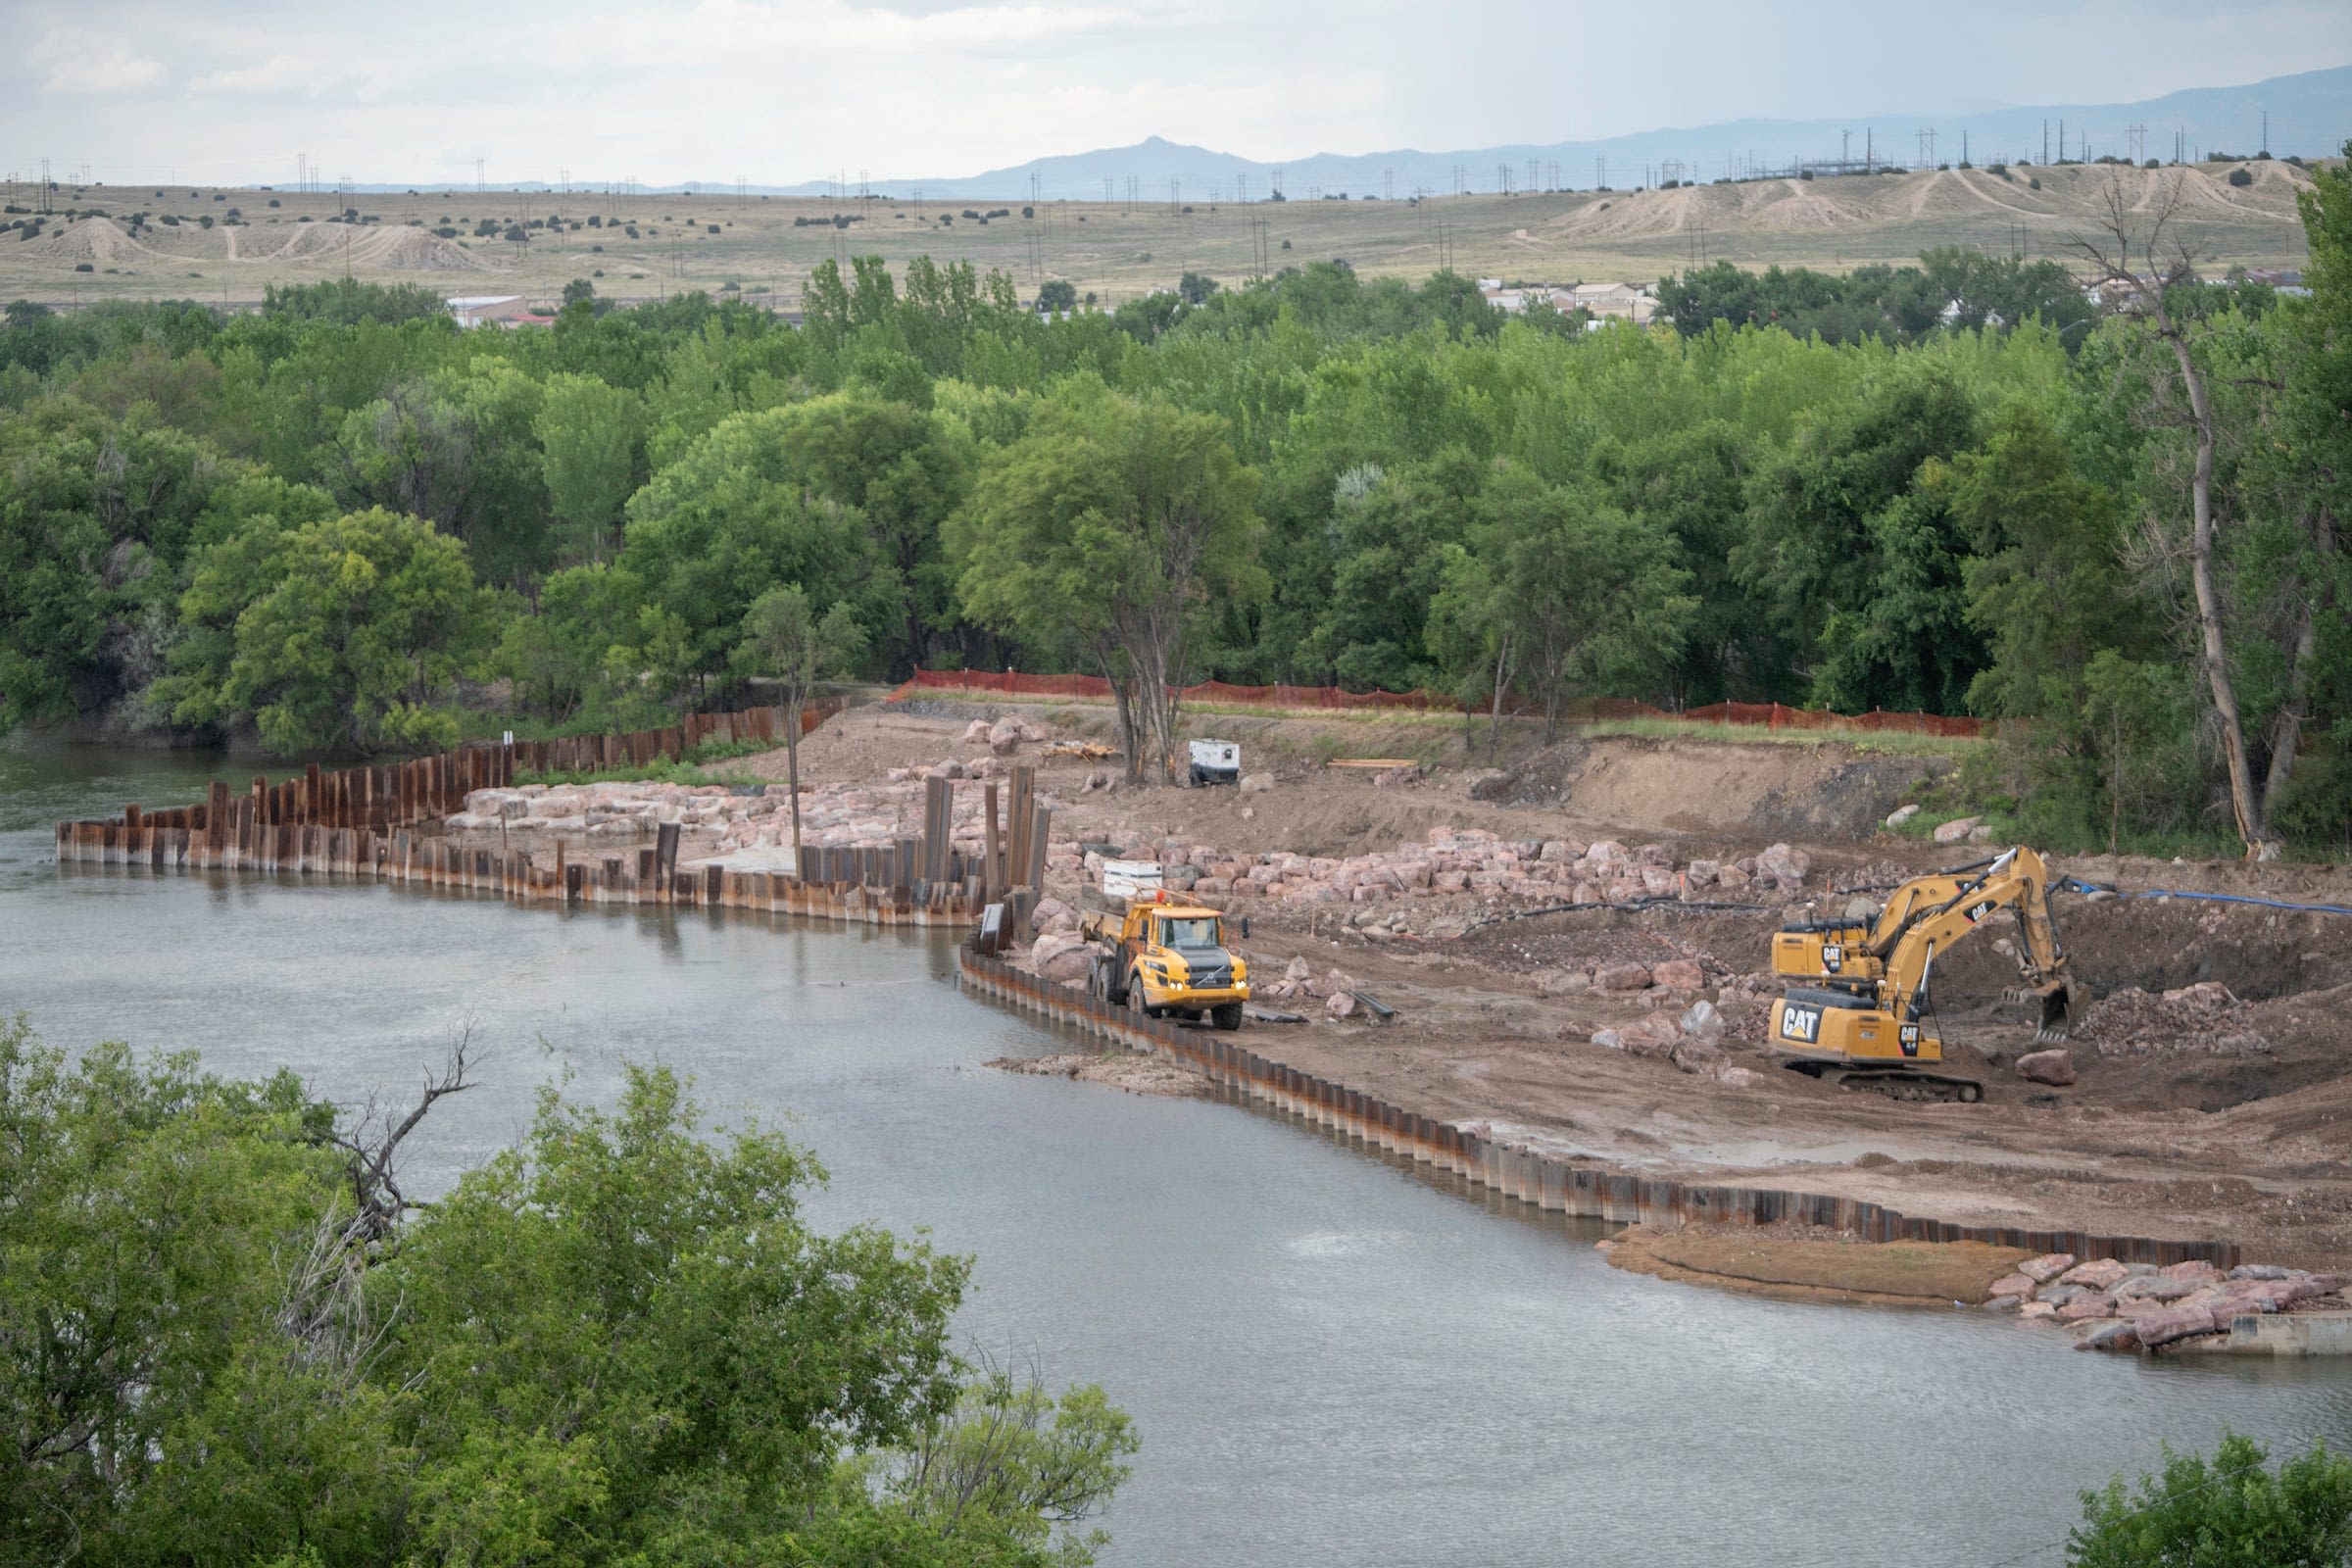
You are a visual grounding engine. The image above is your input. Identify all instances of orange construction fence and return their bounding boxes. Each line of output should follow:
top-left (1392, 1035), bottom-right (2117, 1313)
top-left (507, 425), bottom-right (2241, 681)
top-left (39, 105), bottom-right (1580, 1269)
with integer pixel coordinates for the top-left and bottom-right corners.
top-left (897, 669), bottom-right (1981, 739)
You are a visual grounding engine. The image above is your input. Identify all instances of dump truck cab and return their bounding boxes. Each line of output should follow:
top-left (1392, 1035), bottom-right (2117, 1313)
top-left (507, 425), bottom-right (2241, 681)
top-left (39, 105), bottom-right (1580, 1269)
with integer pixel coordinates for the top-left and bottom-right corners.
top-left (1085, 894), bottom-right (1250, 1030)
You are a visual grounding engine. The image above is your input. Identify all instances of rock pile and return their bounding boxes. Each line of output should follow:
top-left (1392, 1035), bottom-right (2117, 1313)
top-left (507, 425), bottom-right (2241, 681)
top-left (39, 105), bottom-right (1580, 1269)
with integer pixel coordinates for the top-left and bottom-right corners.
top-left (1118, 828), bottom-right (1812, 911)
top-left (447, 778), bottom-right (1004, 862)
top-left (1988, 1252), bottom-right (2345, 1351)
top-left (2073, 982), bottom-right (2271, 1056)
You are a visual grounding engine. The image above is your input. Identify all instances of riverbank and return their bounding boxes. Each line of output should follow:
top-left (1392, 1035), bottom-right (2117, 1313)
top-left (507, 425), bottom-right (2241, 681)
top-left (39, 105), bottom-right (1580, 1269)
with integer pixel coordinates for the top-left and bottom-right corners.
top-left (61, 699), bottom-right (2352, 1313)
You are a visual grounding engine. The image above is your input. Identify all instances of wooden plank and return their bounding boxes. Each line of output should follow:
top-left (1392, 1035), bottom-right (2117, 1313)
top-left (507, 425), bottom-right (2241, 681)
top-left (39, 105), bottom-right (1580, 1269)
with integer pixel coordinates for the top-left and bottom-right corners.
top-left (1325, 759), bottom-right (1421, 768)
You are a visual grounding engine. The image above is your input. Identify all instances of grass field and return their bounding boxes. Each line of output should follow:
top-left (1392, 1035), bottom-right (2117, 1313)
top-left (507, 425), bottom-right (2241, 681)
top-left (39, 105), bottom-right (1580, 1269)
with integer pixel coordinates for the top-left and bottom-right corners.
top-left (2, 158), bottom-right (2318, 311)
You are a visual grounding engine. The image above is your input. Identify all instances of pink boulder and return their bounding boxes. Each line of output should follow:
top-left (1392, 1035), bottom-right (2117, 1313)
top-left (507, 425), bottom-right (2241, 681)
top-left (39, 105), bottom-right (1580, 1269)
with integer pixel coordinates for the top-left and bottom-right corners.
top-left (2059, 1258), bottom-right (2131, 1291)
top-left (2019, 1252), bottom-right (2078, 1285)
top-left (2016, 1049), bottom-right (2077, 1087)
top-left (2160, 1259), bottom-right (2224, 1284)
top-left (1988, 1273), bottom-right (2036, 1300)
top-left (1651, 958), bottom-right (1705, 992)
top-left (2057, 1295), bottom-right (2116, 1323)
top-left (1594, 961), bottom-right (1652, 993)
top-left (2130, 1301), bottom-right (2220, 1348)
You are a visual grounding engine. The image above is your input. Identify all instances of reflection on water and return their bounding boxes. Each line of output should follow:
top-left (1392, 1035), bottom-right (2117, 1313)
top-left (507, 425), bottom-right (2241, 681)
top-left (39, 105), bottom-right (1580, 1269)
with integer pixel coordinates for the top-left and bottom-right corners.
top-left (5, 741), bottom-right (2350, 1568)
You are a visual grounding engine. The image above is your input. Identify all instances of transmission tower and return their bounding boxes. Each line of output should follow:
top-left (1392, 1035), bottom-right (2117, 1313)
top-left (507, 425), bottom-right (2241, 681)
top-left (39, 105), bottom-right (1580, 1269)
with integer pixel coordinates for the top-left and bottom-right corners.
top-left (2127, 124), bottom-right (2146, 163)
top-left (1383, 167), bottom-right (1394, 202)
top-left (1594, 155), bottom-right (1606, 190)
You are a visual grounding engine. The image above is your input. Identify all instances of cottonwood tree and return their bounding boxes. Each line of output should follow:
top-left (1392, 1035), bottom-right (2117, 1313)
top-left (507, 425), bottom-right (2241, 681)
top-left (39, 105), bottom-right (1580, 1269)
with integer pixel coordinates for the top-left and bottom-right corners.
top-left (953, 385), bottom-right (1263, 782)
top-left (735, 583), bottom-right (865, 866)
top-left (1433, 466), bottom-right (1694, 741)
top-left (2072, 170), bottom-right (2343, 856)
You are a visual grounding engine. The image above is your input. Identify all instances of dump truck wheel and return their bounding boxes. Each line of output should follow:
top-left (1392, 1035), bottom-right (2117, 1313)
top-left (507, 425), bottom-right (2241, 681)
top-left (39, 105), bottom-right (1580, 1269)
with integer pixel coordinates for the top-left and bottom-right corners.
top-left (1211, 1003), bottom-right (1243, 1032)
top-left (1127, 974), bottom-right (1150, 1018)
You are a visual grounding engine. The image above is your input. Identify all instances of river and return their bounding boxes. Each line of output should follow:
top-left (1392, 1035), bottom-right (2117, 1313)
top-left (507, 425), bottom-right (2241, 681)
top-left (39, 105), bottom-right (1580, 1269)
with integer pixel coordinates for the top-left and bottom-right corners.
top-left (6, 740), bottom-right (2350, 1567)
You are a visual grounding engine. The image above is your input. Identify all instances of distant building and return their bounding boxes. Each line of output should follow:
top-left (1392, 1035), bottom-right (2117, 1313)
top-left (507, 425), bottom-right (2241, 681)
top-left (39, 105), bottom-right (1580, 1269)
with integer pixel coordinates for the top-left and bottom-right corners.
top-left (444, 295), bottom-right (558, 328)
top-left (1479, 280), bottom-right (1657, 326)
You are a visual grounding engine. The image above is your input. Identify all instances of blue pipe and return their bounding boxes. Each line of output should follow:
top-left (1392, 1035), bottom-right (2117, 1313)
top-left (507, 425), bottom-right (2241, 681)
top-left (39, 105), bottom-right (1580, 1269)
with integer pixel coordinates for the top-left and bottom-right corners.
top-left (2059, 876), bottom-right (2352, 917)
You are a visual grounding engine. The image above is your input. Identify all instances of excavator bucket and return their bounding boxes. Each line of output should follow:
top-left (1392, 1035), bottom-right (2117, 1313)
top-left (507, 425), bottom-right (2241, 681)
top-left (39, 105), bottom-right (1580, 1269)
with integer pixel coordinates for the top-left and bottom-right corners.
top-left (2034, 978), bottom-right (2082, 1043)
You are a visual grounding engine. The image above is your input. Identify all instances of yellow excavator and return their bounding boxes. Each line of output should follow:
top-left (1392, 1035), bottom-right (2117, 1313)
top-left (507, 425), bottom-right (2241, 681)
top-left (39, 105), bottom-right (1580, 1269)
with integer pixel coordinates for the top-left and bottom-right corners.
top-left (1767, 847), bottom-right (2082, 1102)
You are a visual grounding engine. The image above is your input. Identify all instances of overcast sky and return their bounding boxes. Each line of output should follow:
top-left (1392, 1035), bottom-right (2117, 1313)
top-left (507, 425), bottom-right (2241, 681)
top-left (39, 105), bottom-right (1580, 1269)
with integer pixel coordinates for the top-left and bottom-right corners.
top-left (9, 0), bottom-right (2348, 187)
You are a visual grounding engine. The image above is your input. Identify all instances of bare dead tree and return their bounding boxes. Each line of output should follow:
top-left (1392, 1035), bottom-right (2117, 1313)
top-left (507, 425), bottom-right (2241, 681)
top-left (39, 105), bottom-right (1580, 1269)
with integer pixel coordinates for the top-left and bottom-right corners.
top-left (329, 1023), bottom-right (480, 1247)
top-left (2069, 172), bottom-right (2277, 858)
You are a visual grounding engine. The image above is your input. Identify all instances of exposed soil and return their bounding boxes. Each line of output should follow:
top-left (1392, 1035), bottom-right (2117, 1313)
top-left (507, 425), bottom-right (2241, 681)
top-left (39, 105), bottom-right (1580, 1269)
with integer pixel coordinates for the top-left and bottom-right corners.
top-left (1601, 1222), bottom-right (2031, 1305)
top-left (987, 1052), bottom-right (1207, 1098)
top-left (456, 697), bottom-right (2352, 1275)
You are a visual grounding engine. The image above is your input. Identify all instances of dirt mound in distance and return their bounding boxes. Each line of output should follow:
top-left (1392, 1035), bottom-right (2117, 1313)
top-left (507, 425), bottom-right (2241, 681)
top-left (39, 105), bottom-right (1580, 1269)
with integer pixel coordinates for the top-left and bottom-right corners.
top-left (30, 218), bottom-right (149, 263)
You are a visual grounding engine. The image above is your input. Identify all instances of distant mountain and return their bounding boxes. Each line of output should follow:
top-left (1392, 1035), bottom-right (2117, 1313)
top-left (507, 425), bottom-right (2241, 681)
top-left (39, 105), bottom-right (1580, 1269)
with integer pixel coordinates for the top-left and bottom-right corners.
top-left (754, 64), bottom-right (2349, 202)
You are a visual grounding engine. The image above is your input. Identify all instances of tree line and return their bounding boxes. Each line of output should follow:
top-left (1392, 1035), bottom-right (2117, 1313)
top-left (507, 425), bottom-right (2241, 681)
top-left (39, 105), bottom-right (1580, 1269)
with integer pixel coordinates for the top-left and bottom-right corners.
top-left (1, 159), bottom-right (2346, 856)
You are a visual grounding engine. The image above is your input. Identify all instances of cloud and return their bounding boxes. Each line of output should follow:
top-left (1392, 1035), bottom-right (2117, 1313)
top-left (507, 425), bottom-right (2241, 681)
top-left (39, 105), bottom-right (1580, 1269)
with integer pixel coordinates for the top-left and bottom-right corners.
top-left (187, 55), bottom-right (337, 95)
top-left (32, 26), bottom-right (167, 92)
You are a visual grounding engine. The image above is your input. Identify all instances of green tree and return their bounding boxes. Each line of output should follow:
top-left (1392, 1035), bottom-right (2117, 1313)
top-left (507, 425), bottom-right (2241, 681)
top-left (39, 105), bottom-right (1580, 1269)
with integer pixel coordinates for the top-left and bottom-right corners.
top-left (1434, 466), bottom-right (1695, 739)
top-left (0, 1019), bottom-right (1137, 1568)
top-left (614, 407), bottom-right (884, 704)
top-left (952, 384), bottom-right (1264, 781)
top-left (1036, 279), bottom-right (1078, 314)
top-left (536, 370), bottom-right (643, 563)
top-left (214, 507), bottom-right (497, 754)
top-left (734, 584), bottom-right (866, 864)
top-left (772, 394), bottom-right (973, 673)
top-left (2070, 1432), bottom-right (2352, 1567)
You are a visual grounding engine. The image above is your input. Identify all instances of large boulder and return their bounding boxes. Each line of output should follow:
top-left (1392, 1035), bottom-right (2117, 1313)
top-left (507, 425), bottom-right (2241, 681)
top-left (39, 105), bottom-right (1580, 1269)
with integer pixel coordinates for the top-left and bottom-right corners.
top-left (2159, 1259), bottom-right (2225, 1284)
top-left (1652, 958), bottom-right (1705, 992)
top-left (1031, 931), bottom-right (1082, 969)
top-left (2069, 1318), bottom-right (2141, 1352)
top-left (2019, 1252), bottom-right (2077, 1285)
top-left (1327, 989), bottom-right (1359, 1019)
top-left (2016, 1049), bottom-right (2077, 1087)
top-left (2115, 1274), bottom-right (2199, 1305)
top-left (2060, 1258), bottom-right (2131, 1291)
top-left (1933, 815), bottom-right (1984, 845)
top-left (1679, 1000), bottom-right (1726, 1041)
top-left (1668, 1038), bottom-right (1724, 1076)
top-left (1037, 947), bottom-right (1098, 987)
top-left (1988, 1272), bottom-right (2036, 1300)
top-left (2057, 1294), bottom-right (2116, 1323)
top-left (2130, 1301), bottom-right (2220, 1348)
top-left (987, 717), bottom-right (1024, 756)
top-left (1029, 897), bottom-right (1073, 934)
top-left (1594, 961), bottom-right (1652, 993)
top-left (1755, 843), bottom-right (1810, 890)
top-left (961, 718), bottom-right (993, 746)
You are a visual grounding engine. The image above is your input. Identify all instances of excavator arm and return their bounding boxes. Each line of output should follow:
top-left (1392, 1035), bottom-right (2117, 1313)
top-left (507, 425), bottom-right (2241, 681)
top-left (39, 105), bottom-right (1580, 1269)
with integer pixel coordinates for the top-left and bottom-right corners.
top-left (1881, 848), bottom-right (2079, 1041)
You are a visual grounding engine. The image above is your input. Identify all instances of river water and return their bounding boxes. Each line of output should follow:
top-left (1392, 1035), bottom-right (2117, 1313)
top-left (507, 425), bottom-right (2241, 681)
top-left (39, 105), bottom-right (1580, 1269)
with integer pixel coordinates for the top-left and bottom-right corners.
top-left (6, 741), bottom-right (2350, 1567)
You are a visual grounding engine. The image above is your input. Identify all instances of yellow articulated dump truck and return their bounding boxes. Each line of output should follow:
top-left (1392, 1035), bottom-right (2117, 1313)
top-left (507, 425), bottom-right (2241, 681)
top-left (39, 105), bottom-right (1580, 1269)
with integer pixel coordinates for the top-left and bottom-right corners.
top-left (1082, 892), bottom-right (1250, 1030)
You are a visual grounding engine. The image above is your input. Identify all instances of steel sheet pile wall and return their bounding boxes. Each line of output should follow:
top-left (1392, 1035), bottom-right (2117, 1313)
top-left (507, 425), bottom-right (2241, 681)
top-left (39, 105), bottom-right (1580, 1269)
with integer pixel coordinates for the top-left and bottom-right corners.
top-left (53, 760), bottom-right (1048, 940)
top-left (956, 941), bottom-right (2235, 1268)
top-left (52, 698), bottom-right (848, 855)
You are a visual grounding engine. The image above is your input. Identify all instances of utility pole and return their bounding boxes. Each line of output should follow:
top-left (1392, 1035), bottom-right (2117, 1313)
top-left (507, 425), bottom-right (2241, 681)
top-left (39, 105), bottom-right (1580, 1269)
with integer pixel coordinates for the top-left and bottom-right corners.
top-left (1383, 167), bottom-right (1394, 202)
top-left (1594, 155), bottom-right (1605, 189)
top-left (476, 157), bottom-right (485, 194)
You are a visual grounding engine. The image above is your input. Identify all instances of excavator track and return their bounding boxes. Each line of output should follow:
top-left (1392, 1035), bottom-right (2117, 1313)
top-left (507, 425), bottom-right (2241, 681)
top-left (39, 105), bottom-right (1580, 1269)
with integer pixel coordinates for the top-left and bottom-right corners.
top-left (1782, 1058), bottom-right (1984, 1104)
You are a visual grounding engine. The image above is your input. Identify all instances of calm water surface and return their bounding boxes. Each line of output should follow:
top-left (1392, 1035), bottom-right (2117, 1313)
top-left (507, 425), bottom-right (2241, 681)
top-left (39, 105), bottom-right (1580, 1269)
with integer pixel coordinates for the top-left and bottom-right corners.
top-left (6, 741), bottom-right (2350, 1567)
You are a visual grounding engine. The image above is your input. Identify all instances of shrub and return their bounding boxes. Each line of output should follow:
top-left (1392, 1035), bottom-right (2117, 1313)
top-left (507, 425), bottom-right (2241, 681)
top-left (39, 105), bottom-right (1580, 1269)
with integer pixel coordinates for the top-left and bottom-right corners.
top-left (2029, 176), bottom-right (2041, 190)
top-left (74, 263), bottom-right (93, 272)
top-left (2070, 1433), bottom-right (2352, 1567)
top-left (2229, 168), bottom-right (2254, 187)
top-left (707, 223), bottom-right (719, 234)
top-left (267, 197), bottom-right (280, 207)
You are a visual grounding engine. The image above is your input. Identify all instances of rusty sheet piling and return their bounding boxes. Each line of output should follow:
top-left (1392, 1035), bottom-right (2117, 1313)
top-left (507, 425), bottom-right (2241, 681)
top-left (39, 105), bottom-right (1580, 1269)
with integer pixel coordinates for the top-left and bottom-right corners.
top-left (954, 938), bottom-right (2239, 1270)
